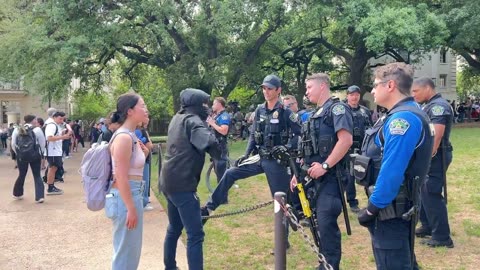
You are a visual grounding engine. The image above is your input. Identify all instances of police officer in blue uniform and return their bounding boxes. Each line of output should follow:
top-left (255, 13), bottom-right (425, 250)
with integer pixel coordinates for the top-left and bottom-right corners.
top-left (356, 63), bottom-right (434, 270)
top-left (207, 97), bottom-right (231, 182)
top-left (202, 75), bottom-right (301, 225)
top-left (292, 73), bottom-right (353, 270)
top-left (345, 85), bottom-right (373, 213)
top-left (411, 77), bottom-right (454, 248)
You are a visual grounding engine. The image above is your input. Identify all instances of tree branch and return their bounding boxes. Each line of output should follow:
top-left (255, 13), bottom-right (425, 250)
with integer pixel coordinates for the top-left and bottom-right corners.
top-left (163, 17), bottom-right (190, 55)
top-left (309, 37), bottom-right (352, 63)
top-left (460, 51), bottom-right (480, 71)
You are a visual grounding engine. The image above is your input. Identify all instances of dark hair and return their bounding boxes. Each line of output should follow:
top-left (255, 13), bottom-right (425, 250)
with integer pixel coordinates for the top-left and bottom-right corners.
top-left (374, 62), bottom-right (414, 96)
top-left (53, 111), bottom-right (66, 117)
top-left (37, 117), bottom-right (45, 127)
top-left (112, 93), bottom-right (140, 124)
top-left (24, 114), bottom-right (36, 123)
top-left (413, 77), bottom-right (435, 89)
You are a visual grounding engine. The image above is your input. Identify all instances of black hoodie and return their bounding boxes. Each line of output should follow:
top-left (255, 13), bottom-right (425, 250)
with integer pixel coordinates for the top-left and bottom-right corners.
top-left (159, 88), bottom-right (220, 194)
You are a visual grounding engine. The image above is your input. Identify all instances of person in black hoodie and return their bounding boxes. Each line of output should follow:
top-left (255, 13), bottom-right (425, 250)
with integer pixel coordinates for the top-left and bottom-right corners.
top-left (159, 88), bottom-right (220, 270)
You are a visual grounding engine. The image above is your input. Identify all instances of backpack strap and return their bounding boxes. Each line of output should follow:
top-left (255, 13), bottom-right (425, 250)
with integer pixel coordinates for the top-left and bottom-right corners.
top-left (44, 122), bottom-right (59, 157)
top-left (109, 130), bottom-right (137, 155)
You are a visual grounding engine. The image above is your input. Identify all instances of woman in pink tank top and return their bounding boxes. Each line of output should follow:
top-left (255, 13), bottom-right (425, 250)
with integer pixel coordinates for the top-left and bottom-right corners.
top-left (104, 93), bottom-right (149, 270)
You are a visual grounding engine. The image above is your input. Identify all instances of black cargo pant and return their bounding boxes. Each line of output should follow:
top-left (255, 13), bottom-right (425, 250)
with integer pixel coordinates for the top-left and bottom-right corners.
top-left (13, 158), bottom-right (44, 201)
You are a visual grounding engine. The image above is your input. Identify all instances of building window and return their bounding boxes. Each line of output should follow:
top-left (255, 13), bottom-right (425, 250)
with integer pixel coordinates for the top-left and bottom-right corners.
top-left (439, 74), bottom-right (447, 87)
top-left (1, 101), bottom-right (8, 124)
top-left (440, 49), bottom-right (447, 63)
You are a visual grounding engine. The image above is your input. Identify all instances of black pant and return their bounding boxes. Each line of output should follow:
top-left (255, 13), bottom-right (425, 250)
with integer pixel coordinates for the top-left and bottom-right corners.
top-left (62, 139), bottom-right (71, 156)
top-left (13, 159), bottom-right (44, 200)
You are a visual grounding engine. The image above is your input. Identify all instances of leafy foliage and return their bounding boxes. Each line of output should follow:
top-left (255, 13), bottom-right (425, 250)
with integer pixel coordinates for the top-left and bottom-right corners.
top-left (457, 67), bottom-right (480, 100)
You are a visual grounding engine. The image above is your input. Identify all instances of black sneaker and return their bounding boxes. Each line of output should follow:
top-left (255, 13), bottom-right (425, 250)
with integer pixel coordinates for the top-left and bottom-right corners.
top-left (201, 206), bottom-right (210, 225)
top-left (350, 205), bottom-right (361, 213)
top-left (47, 186), bottom-right (64, 195)
top-left (55, 178), bottom-right (64, 183)
top-left (415, 226), bottom-right (432, 238)
top-left (421, 238), bottom-right (454, 248)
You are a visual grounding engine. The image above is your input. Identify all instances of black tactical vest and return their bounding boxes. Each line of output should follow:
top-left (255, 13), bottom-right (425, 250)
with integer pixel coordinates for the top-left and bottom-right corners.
top-left (422, 94), bottom-right (453, 150)
top-left (351, 105), bottom-right (372, 147)
top-left (254, 104), bottom-right (289, 150)
top-left (300, 99), bottom-right (338, 165)
top-left (361, 98), bottom-right (433, 187)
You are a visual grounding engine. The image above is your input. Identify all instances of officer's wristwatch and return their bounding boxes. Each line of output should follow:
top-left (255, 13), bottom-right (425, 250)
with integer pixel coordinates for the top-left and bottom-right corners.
top-left (321, 162), bottom-right (330, 170)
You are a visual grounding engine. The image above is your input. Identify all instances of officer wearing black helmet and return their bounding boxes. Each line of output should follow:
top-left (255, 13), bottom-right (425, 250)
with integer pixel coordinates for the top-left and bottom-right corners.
top-left (159, 88), bottom-right (221, 270)
top-left (345, 85), bottom-right (373, 213)
top-left (202, 75), bottom-right (301, 245)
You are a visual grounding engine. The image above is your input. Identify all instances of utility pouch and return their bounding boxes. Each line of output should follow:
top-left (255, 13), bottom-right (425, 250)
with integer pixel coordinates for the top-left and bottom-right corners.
top-left (354, 154), bottom-right (371, 187)
top-left (367, 186), bottom-right (397, 221)
top-left (317, 136), bottom-right (334, 158)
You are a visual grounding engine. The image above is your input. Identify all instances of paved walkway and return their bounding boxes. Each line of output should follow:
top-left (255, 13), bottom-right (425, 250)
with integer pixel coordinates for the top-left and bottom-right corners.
top-left (0, 147), bottom-right (187, 270)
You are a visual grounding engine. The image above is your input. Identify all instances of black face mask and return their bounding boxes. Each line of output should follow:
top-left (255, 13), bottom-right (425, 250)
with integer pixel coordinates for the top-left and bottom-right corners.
top-left (199, 106), bottom-right (209, 121)
top-left (184, 105), bottom-right (209, 121)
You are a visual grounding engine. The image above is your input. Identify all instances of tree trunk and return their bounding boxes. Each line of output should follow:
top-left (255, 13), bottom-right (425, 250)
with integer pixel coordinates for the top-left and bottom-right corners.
top-left (347, 44), bottom-right (372, 94)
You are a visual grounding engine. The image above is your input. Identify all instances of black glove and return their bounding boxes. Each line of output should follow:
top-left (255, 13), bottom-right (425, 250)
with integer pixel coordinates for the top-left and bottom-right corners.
top-left (357, 208), bottom-right (376, 228)
top-left (234, 155), bottom-right (248, 167)
top-left (271, 145), bottom-right (290, 162)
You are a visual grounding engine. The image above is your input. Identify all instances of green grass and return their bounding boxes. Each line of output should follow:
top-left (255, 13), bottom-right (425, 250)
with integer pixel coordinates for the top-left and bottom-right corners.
top-left (462, 219), bottom-right (480, 237)
top-left (152, 126), bottom-right (480, 269)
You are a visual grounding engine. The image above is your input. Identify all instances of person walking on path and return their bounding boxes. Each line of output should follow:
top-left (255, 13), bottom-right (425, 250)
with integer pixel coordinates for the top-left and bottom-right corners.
top-left (45, 111), bottom-right (69, 195)
top-left (11, 114), bottom-right (46, 203)
top-left (106, 93), bottom-right (150, 270)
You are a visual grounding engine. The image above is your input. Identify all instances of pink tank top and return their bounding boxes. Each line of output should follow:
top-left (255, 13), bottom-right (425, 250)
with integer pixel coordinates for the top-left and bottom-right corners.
top-left (111, 129), bottom-right (145, 177)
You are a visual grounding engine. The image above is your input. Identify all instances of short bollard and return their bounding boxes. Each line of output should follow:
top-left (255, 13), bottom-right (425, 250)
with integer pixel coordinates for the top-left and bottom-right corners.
top-left (274, 192), bottom-right (287, 270)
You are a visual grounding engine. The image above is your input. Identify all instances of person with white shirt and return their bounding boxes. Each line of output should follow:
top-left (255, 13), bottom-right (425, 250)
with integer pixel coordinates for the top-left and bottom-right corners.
top-left (45, 111), bottom-right (70, 195)
top-left (12, 115), bottom-right (47, 203)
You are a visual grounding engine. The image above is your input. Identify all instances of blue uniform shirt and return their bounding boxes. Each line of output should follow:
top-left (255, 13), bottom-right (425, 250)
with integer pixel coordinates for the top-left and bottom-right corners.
top-left (215, 110), bottom-right (231, 127)
top-left (135, 129), bottom-right (148, 144)
top-left (369, 102), bottom-right (423, 209)
top-left (299, 110), bottom-right (313, 123)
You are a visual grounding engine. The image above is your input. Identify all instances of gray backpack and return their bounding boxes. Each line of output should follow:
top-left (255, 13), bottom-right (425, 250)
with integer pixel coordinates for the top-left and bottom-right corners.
top-left (80, 130), bottom-right (136, 211)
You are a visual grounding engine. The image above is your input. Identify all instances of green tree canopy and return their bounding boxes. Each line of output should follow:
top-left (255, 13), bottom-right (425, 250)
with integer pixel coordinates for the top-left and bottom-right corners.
top-left (440, 0), bottom-right (480, 71)
top-left (0, 0), bottom-right (298, 110)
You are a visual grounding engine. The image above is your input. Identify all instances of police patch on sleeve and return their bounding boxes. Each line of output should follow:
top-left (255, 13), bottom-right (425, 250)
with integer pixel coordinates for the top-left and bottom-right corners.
top-left (332, 104), bottom-right (345, 116)
top-left (289, 112), bottom-right (298, 122)
top-left (221, 114), bottom-right (229, 120)
top-left (389, 118), bottom-right (410, 135)
top-left (431, 105), bottom-right (445, 116)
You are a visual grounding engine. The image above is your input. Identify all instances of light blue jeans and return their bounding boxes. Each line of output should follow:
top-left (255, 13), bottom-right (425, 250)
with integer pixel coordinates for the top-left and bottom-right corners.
top-left (105, 180), bottom-right (145, 270)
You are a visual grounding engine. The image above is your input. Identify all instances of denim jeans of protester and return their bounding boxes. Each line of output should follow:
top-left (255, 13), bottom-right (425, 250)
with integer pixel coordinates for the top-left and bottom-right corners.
top-left (105, 180), bottom-right (145, 270)
top-left (164, 191), bottom-right (204, 270)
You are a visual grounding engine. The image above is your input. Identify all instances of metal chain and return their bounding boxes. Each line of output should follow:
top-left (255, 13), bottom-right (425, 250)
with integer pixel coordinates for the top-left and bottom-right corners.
top-left (202, 201), bottom-right (273, 220)
top-left (277, 200), bottom-right (334, 270)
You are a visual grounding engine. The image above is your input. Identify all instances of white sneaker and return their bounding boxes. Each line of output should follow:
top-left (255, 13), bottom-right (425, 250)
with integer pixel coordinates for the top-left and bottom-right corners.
top-left (12, 195), bottom-right (23, 200)
top-left (35, 198), bottom-right (45, 204)
top-left (144, 203), bottom-right (154, 211)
